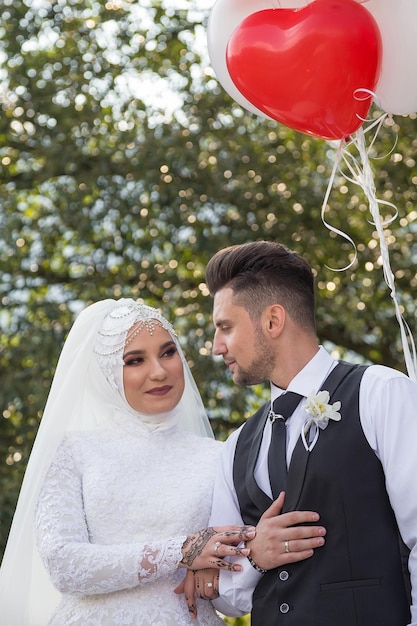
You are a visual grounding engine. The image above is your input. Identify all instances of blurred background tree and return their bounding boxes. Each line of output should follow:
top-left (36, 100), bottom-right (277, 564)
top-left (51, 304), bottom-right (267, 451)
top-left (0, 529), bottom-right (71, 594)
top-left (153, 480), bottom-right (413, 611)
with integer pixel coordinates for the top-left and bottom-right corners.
top-left (1, 3), bottom-right (416, 622)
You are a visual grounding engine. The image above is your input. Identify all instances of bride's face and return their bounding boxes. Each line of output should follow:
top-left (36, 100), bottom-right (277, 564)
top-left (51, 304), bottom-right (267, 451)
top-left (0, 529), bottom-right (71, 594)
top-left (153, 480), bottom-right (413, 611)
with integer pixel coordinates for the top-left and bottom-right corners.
top-left (122, 323), bottom-right (185, 415)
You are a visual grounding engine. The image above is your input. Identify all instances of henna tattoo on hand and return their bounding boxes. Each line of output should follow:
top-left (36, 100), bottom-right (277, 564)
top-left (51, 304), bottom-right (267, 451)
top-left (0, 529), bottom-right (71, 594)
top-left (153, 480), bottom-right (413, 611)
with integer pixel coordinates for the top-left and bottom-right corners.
top-left (222, 525), bottom-right (253, 541)
top-left (181, 527), bottom-right (217, 567)
top-left (215, 558), bottom-right (230, 569)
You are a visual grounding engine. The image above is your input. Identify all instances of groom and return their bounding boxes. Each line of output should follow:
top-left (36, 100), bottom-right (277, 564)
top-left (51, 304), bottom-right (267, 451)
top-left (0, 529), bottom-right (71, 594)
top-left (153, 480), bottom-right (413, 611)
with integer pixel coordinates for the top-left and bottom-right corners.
top-left (207, 240), bottom-right (416, 626)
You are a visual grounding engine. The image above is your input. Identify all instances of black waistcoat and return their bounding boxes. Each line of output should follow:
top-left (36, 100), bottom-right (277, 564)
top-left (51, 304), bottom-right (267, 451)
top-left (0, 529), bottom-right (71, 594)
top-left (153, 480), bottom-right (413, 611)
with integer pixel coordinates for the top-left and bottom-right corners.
top-left (233, 362), bottom-right (410, 626)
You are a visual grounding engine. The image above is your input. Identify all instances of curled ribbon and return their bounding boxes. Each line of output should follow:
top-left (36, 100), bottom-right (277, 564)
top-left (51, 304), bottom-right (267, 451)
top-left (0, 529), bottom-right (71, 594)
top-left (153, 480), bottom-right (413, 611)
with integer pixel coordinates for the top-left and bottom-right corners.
top-left (321, 117), bottom-right (417, 382)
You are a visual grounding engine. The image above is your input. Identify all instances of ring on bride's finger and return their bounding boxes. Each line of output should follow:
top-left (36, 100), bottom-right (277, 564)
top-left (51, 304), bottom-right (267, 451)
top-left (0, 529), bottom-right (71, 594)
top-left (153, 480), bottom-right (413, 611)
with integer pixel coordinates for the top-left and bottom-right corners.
top-left (284, 540), bottom-right (290, 554)
top-left (214, 541), bottom-right (222, 557)
top-left (205, 582), bottom-right (213, 587)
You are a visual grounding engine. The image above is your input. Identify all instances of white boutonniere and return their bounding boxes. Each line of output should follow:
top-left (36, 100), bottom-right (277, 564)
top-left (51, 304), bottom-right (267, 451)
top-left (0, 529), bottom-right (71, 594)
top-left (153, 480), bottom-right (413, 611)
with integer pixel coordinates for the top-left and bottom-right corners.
top-left (302, 390), bottom-right (341, 451)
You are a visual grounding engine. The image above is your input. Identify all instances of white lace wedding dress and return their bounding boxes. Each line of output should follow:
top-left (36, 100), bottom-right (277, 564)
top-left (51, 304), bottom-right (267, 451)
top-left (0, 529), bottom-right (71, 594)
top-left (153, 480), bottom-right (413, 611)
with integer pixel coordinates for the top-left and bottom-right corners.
top-left (35, 414), bottom-right (226, 625)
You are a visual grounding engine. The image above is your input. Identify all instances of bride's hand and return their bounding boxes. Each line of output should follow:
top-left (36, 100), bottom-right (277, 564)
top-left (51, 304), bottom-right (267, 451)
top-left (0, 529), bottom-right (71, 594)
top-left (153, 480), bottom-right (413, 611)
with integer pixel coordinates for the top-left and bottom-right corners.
top-left (180, 525), bottom-right (255, 571)
top-left (193, 568), bottom-right (220, 600)
top-left (174, 568), bottom-right (219, 619)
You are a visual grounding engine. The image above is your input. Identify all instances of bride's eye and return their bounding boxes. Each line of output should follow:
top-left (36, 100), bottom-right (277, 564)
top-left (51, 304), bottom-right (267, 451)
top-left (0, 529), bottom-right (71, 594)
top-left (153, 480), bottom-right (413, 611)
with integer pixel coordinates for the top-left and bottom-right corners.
top-left (161, 347), bottom-right (178, 358)
top-left (123, 356), bottom-right (144, 366)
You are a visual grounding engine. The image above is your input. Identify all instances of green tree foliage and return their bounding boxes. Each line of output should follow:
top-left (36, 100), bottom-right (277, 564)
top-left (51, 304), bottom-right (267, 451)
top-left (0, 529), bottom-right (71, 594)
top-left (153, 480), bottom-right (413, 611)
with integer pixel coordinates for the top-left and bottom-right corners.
top-left (1, 3), bottom-right (416, 609)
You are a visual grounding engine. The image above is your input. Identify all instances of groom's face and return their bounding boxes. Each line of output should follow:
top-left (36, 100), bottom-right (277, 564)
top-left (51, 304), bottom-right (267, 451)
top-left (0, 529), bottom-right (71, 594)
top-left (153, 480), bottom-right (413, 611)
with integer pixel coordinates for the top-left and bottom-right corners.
top-left (212, 287), bottom-right (275, 386)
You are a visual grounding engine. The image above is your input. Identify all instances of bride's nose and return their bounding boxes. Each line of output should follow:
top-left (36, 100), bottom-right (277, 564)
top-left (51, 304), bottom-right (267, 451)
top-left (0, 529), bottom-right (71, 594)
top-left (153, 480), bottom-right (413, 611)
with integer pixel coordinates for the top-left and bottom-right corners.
top-left (148, 359), bottom-right (167, 380)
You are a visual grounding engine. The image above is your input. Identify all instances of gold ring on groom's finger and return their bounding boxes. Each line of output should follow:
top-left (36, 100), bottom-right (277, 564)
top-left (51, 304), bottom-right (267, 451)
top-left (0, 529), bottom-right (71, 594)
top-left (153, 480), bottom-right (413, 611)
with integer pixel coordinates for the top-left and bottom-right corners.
top-left (284, 540), bottom-right (290, 553)
top-left (214, 541), bottom-right (222, 557)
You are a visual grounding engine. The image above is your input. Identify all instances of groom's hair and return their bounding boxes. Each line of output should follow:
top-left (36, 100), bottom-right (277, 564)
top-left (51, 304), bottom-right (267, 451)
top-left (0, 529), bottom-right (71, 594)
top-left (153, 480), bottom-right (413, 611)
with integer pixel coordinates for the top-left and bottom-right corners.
top-left (205, 240), bottom-right (316, 332)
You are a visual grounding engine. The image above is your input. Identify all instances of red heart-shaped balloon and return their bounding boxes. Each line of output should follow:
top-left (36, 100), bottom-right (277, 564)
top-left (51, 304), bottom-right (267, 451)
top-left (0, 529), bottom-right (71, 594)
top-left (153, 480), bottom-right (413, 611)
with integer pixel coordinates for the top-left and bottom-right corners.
top-left (226, 0), bottom-right (382, 139)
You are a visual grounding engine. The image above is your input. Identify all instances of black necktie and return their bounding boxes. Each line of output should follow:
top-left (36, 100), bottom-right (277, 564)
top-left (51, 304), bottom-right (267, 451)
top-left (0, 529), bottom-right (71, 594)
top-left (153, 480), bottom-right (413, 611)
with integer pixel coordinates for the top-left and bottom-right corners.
top-left (268, 392), bottom-right (303, 499)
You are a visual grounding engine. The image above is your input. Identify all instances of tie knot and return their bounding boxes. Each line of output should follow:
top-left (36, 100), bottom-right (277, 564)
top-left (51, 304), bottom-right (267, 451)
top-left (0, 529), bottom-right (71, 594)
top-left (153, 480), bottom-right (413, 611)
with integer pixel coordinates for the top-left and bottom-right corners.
top-left (271, 391), bottom-right (303, 422)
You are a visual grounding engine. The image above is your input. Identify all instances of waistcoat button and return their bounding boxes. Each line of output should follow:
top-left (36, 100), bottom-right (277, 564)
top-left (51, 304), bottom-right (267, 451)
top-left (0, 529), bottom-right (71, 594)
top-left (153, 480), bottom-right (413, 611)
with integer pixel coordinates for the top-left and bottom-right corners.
top-left (279, 570), bottom-right (289, 581)
top-left (280, 602), bottom-right (290, 614)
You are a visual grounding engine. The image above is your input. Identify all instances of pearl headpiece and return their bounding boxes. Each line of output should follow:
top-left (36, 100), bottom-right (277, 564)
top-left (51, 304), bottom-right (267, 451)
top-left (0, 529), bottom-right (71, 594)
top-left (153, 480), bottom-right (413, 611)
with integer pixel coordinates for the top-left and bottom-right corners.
top-left (94, 301), bottom-right (176, 357)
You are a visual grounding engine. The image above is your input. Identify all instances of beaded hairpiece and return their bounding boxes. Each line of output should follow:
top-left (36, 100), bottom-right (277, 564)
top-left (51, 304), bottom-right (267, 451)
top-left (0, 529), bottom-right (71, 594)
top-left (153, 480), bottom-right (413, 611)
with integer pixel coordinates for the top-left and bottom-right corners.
top-left (125, 318), bottom-right (163, 347)
top-left (93, 301), bottom-right (176, 357)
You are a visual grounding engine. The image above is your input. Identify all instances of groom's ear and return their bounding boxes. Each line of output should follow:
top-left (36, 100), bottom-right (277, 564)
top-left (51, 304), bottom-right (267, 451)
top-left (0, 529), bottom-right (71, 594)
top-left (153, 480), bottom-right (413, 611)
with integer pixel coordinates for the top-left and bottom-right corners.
top-left (262, 304), bottom-right (286, 339)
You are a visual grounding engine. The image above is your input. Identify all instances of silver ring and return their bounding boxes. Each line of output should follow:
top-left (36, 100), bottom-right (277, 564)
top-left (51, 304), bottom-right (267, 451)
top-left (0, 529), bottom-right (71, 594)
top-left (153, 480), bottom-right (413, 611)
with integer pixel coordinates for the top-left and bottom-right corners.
top-left (214, 541), bottom-right (222, 557)
top-left (284, 540), bottom-right (290, 554)
top-left (206, 582), bottom-right (213, 587)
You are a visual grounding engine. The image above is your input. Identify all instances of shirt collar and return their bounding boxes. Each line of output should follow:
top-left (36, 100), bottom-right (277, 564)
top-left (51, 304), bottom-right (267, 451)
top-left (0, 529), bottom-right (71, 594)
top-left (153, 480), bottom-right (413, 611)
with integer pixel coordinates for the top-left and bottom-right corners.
top-left (270, 346), bottom-right (337, 403)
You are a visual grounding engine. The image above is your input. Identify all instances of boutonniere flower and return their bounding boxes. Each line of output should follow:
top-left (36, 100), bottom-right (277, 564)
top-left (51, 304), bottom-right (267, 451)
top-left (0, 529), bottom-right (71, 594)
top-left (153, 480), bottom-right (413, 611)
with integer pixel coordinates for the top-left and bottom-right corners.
top-left (302, 390), bottom-right (341, 451)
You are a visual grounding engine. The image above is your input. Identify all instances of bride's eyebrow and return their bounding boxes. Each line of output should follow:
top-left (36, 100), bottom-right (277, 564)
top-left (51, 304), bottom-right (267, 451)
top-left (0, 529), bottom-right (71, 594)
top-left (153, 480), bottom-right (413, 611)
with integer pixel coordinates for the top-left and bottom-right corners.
top-left (123, 340), bottom-right (175, 359)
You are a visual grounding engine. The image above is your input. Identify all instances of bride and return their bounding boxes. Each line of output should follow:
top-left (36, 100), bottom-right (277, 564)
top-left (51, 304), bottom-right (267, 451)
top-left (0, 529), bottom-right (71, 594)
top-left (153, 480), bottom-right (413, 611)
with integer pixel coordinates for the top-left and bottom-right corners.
top-left (0, 298), bottom-right (254, 625)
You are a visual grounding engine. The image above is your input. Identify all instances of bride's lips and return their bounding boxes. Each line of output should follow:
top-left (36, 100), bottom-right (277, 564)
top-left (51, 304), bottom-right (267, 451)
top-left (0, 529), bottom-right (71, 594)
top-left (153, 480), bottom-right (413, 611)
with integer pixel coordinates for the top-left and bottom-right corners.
top-left (146, 386), bottom-right (173, 396)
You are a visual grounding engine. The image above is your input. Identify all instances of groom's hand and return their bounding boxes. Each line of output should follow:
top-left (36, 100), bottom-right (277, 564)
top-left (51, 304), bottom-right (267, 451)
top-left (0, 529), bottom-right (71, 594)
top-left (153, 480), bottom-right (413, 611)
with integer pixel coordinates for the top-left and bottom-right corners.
top-left (247, 492), bottom-right (326, 571)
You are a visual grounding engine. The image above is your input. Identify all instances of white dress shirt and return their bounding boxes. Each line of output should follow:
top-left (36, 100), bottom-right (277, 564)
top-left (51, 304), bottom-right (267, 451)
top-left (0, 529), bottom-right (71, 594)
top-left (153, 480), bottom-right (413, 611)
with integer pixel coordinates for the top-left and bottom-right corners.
top-left (210, 347), bottom-right (417, 625)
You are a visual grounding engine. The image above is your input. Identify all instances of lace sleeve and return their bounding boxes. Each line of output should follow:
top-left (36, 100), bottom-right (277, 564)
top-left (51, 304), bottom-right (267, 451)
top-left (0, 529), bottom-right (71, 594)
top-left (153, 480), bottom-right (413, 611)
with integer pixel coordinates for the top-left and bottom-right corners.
top-left (35, 437), bottom-right (186, 596)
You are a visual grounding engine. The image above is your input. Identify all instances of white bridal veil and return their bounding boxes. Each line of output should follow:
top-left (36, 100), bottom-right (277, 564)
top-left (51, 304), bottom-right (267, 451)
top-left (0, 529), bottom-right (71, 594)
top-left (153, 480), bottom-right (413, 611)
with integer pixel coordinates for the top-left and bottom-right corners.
top-left (0, 298), bottom-right (213, 625)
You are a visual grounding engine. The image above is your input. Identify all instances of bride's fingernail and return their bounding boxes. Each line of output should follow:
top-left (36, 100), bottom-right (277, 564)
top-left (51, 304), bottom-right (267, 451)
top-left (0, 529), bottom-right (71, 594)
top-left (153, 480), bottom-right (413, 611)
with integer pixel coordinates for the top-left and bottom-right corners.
top-left (232, 564), bottom-right (243, 572)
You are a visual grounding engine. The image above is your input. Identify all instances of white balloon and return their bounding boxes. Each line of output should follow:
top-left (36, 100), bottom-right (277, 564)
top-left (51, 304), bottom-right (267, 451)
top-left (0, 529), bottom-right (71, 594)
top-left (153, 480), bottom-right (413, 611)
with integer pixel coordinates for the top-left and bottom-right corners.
top-left (207, 0), bottom-right (312, 118)
top-left (362, 0), bottom-right (417, 115)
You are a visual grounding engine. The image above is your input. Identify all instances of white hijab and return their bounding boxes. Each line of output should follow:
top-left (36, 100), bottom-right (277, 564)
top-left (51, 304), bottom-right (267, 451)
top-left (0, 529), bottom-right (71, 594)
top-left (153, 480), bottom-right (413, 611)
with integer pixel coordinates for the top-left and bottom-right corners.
top-left (0, 298), bottom-right (213, 625)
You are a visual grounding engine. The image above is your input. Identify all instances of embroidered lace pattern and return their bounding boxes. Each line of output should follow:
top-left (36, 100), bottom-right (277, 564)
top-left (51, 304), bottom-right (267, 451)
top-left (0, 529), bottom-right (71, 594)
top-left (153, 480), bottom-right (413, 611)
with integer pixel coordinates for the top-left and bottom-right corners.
top-left (35, 424), bottom-right (225, 625)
